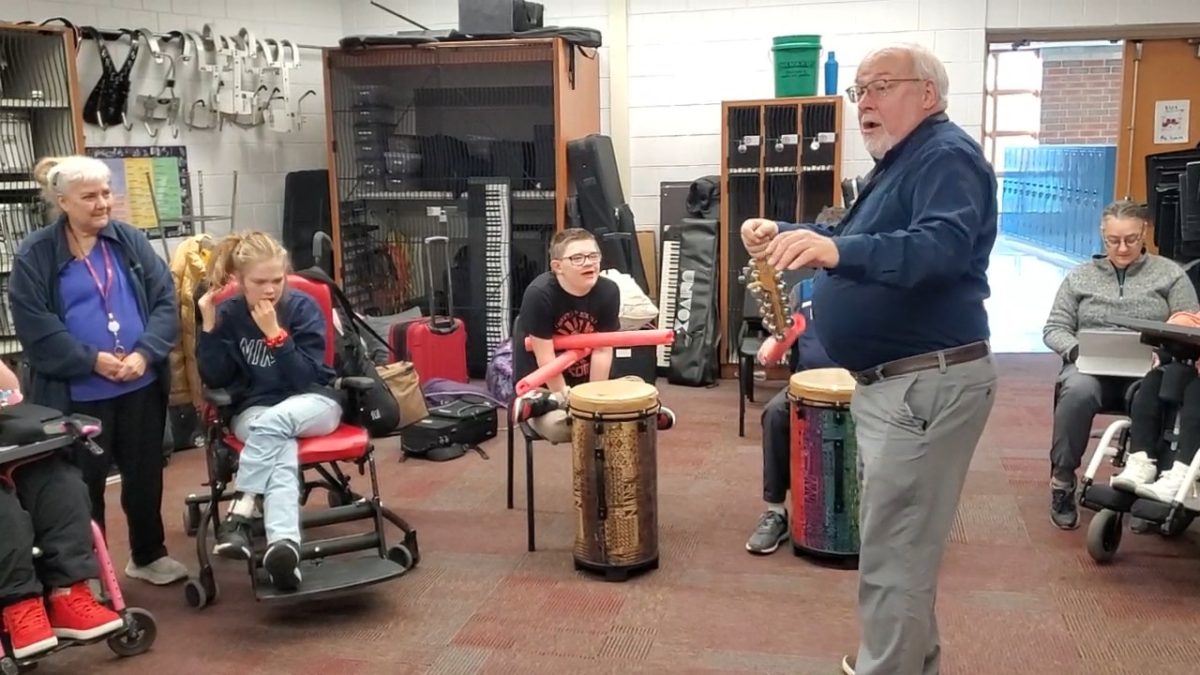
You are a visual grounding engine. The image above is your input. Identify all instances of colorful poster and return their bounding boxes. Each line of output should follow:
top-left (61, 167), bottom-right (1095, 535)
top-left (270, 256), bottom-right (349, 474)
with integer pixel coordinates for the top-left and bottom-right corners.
top-left (1154, 99), bottom-right (1190, 145)
top-left (85, 146), bottom-right (193, 239)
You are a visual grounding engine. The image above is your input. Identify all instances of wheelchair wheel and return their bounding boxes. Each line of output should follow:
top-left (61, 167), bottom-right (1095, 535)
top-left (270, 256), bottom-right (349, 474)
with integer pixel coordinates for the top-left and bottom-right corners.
top-left (1, 656), bottom-right (18, 675)
top-left (1087, 509), bottom-right (1123, 563)
top-left (107, 607), bottom-right (157, 657)
top-left (184, 570), bottom-right (218, 610)
top-left (387, 544), bottom-right (415, 571)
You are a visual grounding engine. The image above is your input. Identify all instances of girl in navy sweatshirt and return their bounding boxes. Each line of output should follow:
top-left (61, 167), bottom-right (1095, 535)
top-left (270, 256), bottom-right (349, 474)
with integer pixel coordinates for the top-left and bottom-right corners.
top-left (196, 232), bottom-right (341, 592)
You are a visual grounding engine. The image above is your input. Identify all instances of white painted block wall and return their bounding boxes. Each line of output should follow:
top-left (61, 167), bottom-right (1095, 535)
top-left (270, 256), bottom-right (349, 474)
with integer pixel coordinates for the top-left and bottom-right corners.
top-left (23, 1), bottom-right (1181, 246)
top-left (352, 0), bottom-right (1197, 230)
top-left (0, 0), bottom-right (344, 248)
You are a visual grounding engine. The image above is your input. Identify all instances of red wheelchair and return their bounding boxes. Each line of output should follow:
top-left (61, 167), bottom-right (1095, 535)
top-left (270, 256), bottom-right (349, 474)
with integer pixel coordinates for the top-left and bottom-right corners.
top-left (179, 274), bottom-right (419, 609)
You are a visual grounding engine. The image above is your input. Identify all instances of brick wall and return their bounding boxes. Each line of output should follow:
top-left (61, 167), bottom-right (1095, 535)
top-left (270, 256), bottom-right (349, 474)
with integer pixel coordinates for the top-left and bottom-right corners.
top-left (1040, 54), bottom-right (1123, 145)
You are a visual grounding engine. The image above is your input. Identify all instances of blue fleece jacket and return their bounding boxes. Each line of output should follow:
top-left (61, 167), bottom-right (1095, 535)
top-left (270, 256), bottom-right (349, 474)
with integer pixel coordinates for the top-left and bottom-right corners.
top-left (9, 218), bottom-right (177, 413)
top-left (196, 289), bottom-right (338, 413)
top-left (778, 113), bottom-right (997, 372)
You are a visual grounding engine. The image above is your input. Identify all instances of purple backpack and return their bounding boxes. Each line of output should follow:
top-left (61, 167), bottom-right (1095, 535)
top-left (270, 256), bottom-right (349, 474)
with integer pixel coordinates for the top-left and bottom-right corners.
top-left (485, 339), bottom-right (515, 403)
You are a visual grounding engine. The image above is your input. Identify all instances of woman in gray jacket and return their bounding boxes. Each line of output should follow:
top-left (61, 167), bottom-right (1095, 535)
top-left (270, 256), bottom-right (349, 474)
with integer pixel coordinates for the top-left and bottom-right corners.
top-left (1043, 200), bottom-right (1199, 530)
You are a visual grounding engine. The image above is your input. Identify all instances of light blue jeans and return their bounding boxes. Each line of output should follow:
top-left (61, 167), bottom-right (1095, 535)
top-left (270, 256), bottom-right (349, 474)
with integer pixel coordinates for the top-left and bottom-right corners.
top-left (232, 393), bottom-right (342, 545)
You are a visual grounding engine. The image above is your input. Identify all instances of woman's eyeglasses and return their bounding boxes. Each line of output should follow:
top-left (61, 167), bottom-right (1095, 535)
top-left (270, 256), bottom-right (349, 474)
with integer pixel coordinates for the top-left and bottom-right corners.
top-left (1103, 234), bottom-right (1143, 249)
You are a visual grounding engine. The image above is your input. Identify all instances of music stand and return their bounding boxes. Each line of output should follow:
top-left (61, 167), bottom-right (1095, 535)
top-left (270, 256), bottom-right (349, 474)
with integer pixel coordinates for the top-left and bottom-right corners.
top-left (1110, 316), bottom-right (1200, 361)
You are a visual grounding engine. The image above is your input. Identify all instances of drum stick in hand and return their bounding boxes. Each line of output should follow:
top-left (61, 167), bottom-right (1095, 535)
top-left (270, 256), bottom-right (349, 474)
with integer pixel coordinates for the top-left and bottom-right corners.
top-left (523, 329), bottom-right (675, 353)
top-left (515, 348), bottom-right (592, 396)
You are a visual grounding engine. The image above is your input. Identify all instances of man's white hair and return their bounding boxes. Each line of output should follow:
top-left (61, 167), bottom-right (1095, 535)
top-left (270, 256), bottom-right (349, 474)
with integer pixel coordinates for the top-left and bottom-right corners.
top-left (862, 42), bottom-right (950, 112)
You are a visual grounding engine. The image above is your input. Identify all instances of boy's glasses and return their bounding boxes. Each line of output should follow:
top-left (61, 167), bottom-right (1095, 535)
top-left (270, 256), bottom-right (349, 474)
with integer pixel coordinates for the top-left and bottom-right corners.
top-left (561, 252), bottom-right (602, 266)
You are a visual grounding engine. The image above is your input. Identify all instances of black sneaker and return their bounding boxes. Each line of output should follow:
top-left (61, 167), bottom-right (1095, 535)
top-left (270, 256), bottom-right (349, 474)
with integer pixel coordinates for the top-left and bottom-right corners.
top-left (1129, 516), bottom-right (1155, 534)
top-left (263, 539), bottom-right (302, 592)
top-left (515, 391), bottom-right (559, 423)
top-left (1051, 481), bottom-right (1079, 530)
top-left (213, 514), bottom-right (254, 560)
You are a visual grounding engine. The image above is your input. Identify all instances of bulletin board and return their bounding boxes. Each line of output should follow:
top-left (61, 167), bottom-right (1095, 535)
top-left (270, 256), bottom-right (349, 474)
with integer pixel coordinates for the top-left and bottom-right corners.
top-left (86, 145), bottom-right (194, 239)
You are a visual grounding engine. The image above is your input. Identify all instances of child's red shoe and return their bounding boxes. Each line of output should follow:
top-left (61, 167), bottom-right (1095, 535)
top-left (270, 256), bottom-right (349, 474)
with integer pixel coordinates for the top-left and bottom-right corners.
top-left (2, 596), bottom-right (57, 658)
top-left (46, 582), bottom-right (123, 641)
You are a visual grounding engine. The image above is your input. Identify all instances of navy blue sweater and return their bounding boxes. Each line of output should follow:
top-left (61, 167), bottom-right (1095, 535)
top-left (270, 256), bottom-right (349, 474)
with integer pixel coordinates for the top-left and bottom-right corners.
top-left (779, 113), bottom-right (997, 372)
top-left (9, 218), bottom-right (177, 413)
top-left (197, 289), bottom-right (338, 413)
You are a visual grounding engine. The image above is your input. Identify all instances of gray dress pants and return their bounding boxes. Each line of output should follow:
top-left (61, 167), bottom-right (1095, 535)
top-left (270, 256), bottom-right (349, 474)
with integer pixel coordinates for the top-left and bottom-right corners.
top-left (851, 354), bottom-right (998, 675)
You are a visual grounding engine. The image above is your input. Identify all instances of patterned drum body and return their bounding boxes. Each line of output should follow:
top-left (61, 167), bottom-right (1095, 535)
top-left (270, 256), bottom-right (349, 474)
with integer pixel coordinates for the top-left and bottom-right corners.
top-left (568, 377), bottom-right (660, 582)
top-left (787, 368), bottom-right (861, 562)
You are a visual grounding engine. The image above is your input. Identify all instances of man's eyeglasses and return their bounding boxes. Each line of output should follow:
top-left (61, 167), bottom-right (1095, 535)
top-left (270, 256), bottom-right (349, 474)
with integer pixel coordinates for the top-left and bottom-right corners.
top-left (845, 78), bottom-right (924, 104)
top-left (559, 252), bottom-right (602, 266)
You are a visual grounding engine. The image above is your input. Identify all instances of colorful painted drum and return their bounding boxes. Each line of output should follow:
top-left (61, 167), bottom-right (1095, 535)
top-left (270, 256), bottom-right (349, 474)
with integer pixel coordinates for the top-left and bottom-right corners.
top-left (568, 377), bottom-right (661, 582)
top-left (788, 368), bottom-right (860, 565)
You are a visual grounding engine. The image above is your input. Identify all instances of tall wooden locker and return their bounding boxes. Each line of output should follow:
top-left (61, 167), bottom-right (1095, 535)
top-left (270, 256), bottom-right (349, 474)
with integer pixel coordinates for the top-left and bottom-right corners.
top-left (0, 22), bottom-right (87, 355)
top-left (719, 96), bottom-right (844, 374)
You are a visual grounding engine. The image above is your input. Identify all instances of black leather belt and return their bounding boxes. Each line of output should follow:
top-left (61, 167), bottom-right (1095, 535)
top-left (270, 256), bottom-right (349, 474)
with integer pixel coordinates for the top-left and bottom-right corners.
top-left (851, 341), bottom-right (991, 386)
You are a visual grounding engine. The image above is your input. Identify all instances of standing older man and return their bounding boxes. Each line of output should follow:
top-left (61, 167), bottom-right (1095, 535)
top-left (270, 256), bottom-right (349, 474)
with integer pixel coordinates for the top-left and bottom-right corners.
top-left (741, 44), bottom-right (998, 675)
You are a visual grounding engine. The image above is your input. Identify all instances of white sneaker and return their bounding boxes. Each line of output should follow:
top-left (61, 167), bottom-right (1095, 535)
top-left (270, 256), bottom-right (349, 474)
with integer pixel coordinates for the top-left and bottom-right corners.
top-left (125, 556), bottom-right (188, 585)
top-left (1111, 452), bottom-right (1158, 492)
top-left (1135, 462), bottom-right (1200, 510)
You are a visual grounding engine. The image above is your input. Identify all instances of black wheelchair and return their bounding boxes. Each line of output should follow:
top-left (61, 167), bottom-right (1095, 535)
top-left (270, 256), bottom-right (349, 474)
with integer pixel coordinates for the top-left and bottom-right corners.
top-left (1078, 317), bottom-right (1200, 563)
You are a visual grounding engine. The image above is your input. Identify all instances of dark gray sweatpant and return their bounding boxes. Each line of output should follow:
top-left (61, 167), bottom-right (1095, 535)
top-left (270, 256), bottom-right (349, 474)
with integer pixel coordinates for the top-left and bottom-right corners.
top-left (1050, 363), bottom-right (1137, 483)
top-left (0, 457), bottom-right (99, 605)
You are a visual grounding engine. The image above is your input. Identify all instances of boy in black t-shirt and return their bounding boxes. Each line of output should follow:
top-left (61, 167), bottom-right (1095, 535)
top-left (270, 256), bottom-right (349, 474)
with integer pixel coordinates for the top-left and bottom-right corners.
top-left (512, 228), bottom-right (673, 442)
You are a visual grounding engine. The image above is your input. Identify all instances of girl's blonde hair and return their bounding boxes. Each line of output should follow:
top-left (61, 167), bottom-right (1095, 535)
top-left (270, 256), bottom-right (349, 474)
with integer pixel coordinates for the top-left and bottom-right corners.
top-left (206, 231), bottom-right (288, 287)
top-left (33, 155), bottom-right (112, 207)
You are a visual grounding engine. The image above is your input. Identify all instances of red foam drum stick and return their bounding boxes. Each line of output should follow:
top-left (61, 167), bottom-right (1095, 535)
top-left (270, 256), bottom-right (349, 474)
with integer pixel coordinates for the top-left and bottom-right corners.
top-left (761, 313), bottom-right (807, 364)
top-left (523, 328), bottom-right (675, 352)
top-left (514, 348), bottom-right (592, 397)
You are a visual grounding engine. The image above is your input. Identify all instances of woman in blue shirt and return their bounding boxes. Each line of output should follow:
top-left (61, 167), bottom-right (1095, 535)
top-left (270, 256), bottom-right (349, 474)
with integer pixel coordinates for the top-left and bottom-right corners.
top-left (10, 155), bottom-right (185, 587)
top-left (197, 232), bottom-right (342, 593)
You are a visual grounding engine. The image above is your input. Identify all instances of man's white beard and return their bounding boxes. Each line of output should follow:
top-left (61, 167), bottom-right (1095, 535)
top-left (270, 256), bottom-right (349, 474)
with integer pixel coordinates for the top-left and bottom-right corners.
top-left (863, 133), bottom-right (893, 160)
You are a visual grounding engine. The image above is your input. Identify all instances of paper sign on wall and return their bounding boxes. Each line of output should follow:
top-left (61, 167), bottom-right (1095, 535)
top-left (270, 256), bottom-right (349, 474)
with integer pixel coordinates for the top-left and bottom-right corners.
top-left (1154, 99), bottom-right (1190, 145)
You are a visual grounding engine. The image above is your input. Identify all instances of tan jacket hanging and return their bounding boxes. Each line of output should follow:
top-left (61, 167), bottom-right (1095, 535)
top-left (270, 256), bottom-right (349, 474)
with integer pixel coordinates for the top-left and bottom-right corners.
top-left (167, 233), bottom-right (213, 408)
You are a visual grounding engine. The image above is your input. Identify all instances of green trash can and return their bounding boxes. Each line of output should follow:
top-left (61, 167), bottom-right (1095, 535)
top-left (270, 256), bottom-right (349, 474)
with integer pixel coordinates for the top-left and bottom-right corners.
top-left (772, 35), bottom-right (822, 97)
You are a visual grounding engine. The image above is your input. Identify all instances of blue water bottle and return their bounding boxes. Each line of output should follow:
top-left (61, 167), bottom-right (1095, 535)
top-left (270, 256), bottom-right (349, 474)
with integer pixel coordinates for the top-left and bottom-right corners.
top-left (824, 51), bottom-right (838, 96)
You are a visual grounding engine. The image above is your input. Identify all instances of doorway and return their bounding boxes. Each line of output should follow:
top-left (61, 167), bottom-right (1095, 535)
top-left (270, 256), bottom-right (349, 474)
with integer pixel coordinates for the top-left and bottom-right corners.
top-left (983, 40), bottom-right (1125, 354)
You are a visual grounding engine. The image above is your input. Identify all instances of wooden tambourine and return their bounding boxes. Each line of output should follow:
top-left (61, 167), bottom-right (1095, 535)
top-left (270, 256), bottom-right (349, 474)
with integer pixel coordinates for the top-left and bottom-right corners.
top-left (741, 258), bottom-right (806, 364)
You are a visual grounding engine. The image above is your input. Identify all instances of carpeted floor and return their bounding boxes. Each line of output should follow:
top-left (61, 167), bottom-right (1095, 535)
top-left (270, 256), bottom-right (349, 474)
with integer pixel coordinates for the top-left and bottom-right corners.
top-left (37, 354), bottom-right (1200, 674)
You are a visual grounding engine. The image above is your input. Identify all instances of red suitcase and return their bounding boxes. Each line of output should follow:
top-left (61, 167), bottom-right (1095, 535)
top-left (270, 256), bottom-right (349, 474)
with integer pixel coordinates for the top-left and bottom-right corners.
top-left (390, 235), bottom-right (469, 383)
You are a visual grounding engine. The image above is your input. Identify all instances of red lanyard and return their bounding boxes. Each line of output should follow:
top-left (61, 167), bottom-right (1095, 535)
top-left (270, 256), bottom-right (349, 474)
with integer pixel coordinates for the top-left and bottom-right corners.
top-left (79, 240), bottom-right (115, 309)
top-left (77, 239), bottom-right (126, 355)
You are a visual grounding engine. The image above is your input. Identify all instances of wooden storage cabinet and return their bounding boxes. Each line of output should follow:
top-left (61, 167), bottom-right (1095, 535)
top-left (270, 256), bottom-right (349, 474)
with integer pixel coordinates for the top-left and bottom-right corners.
top-left (0, 23), bottom-right (86, 355)
top-left (320, 38), bottom-right (600, 318)
top-left (719, 96), bottom-right (843, 372)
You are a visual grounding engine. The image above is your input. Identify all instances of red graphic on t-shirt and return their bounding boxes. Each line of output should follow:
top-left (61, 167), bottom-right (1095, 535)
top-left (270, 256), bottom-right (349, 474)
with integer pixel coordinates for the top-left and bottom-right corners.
top-left (555, 310), bottom-right (598, 379)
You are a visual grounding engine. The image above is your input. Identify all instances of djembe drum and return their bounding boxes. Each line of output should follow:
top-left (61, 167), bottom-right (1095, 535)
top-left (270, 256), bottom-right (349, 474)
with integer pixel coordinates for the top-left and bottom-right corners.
top-left (788, 368), bottom-right (860, 567)
top-left (568, 377), bottom-right (661, 582)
